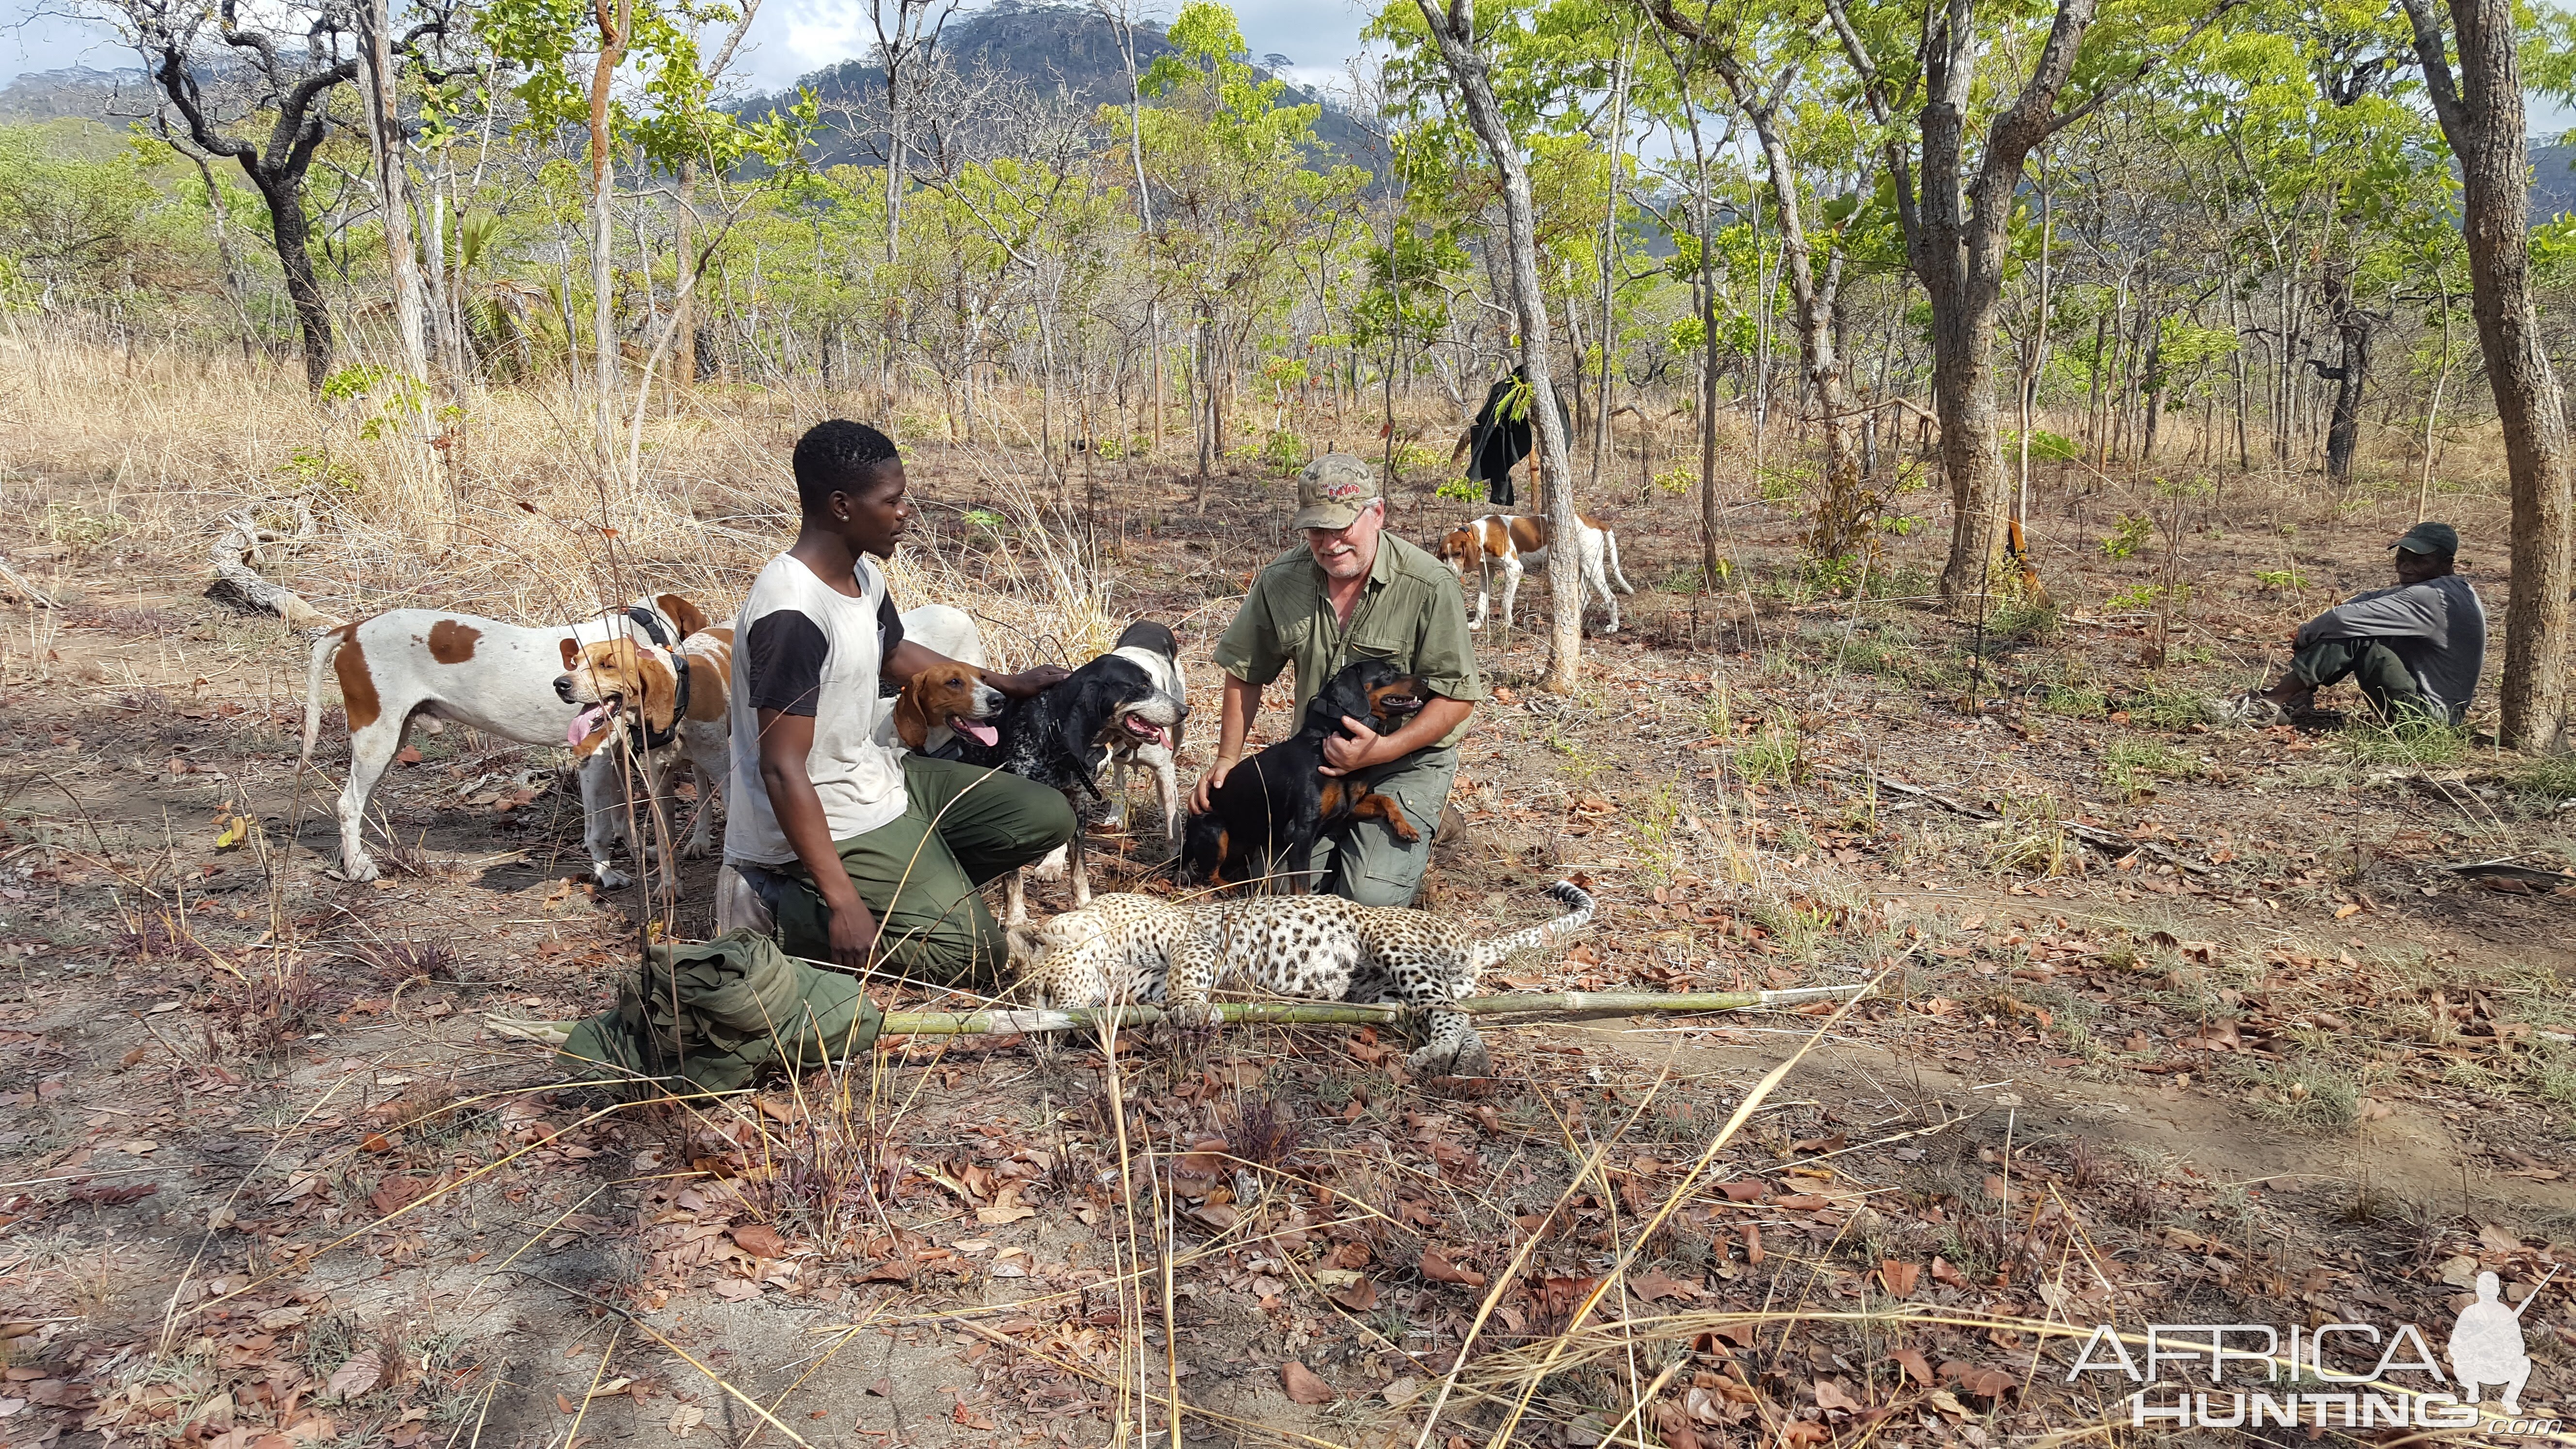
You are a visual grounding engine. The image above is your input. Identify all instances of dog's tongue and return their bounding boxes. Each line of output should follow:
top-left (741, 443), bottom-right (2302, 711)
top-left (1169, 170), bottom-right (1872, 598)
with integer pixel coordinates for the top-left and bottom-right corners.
top-left (568, 704), bottom-right (612, 748)
top-left (957, 719), bottom-right (1000, 748)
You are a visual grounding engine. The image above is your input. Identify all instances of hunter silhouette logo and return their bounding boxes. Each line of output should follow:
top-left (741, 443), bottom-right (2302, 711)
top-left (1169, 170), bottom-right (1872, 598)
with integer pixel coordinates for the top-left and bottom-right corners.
top-left (2451, 1267), bottom-right (2554, 1415)
top-left (2069, 1266), bottom-right (2562, 1432)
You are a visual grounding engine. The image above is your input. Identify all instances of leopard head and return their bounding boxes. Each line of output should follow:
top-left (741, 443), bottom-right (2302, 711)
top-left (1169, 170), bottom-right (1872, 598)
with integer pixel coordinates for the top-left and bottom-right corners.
top-left (1008, 928), bottom-right (1117, 1012)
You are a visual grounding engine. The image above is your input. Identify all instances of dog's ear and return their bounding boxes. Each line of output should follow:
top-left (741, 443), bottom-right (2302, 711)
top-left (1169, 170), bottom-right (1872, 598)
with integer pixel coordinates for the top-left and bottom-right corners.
top-left (559, 638), bottom-right (580, 671)
top-left (656, 594), bottom-right (710, 640)
top-left (891, 676), bottom-right (930, 751)
top-left (635, 648), bottom-right (678, 732)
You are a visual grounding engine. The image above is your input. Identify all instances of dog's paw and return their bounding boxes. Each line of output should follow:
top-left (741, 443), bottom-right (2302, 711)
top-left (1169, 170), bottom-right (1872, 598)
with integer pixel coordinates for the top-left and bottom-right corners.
top-left (594, 863), bottom-right (633, 890)
top-left (1029, 845), bottom-right (1069, 882)
top-left (338, 854), bottom-right (381, 884)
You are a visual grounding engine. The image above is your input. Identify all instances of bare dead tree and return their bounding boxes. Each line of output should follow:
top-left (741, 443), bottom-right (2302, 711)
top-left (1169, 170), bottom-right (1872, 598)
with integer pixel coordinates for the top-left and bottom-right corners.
top-left (105, 0), bottom-right (361, 391)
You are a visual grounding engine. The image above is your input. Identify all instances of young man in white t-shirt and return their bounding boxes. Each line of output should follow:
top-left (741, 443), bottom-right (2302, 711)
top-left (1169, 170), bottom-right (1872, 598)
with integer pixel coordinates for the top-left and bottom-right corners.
top-left (724, 420), bottom-right (1073, 983)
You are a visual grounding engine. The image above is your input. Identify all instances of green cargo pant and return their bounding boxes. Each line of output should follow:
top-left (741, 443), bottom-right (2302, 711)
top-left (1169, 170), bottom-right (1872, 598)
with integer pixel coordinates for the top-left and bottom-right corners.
top-left (1306, 744), bottom-right (1458, 908)
top-left (771, 755), bottom-right (1075, 985)
top-left (2292, 638), bottom-right (2437, 724)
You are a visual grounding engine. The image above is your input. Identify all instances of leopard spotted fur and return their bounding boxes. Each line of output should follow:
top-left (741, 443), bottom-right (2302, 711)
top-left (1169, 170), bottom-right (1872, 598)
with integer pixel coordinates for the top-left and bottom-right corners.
top-left (1007, 882), bottom-right (1595, 1077)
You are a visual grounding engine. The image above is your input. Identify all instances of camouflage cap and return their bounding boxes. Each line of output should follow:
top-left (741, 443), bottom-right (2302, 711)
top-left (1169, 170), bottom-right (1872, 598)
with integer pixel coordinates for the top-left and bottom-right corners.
top-left (1289, 454), bottom-right (1382, 531)
top-left (2393, 520), bottom-right (2460, 556)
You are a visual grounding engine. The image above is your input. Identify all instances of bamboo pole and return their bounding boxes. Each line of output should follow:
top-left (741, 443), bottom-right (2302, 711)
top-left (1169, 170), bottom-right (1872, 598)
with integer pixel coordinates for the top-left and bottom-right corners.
top-left (486, 985), bottom-right (1870, 1050)
top-left (881, 984), bottom-right (1866, 1037)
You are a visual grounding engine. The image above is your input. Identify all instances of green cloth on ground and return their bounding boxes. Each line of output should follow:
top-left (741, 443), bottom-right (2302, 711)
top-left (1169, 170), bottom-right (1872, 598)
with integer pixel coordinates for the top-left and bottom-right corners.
top-left (2291, 637), bottom-right (2441, 724)
top-left (771, 753), bottom-right (1075, 986)
top-left (554, 929), bottom-right (881, 1095)
top-left (1304, 743), bottom-right (1459, 908)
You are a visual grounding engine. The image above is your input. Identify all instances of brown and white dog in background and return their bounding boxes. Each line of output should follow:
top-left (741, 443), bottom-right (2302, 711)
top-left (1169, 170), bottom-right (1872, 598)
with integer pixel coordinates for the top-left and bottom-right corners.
top-left (1433, 514), bottom-right (1636, 633)
top-left (554, 626), bottom-right (738, 879)
top-left (301, 595), bottom-right (717, 886)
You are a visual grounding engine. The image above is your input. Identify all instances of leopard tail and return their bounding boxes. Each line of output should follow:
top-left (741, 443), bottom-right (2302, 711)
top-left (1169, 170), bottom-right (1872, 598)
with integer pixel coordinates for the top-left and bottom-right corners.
top-left (1469, 881), bottom-right (1595, 971)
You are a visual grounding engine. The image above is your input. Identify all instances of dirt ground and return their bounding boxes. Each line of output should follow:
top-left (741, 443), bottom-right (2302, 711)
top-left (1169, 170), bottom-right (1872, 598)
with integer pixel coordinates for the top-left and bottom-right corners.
top-left (0, 422), bottom-right (2573, 1449)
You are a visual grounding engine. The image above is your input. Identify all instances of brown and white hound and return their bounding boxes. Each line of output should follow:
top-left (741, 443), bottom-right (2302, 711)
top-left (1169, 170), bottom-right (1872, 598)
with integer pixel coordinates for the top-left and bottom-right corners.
top-left (301, 595), bottom-right (720, 886)
top-left (554, 626), bottom-right (739, 876)
top-left (1433, 513), bottom-right (1636, 633)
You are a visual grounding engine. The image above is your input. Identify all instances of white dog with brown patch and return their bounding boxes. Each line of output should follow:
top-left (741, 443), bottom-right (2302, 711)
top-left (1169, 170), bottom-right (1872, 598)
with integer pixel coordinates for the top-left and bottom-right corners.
top-left (1433, 513), bottom-right (1635, 633)
top-left (301, 595), bottom-right (722, 886)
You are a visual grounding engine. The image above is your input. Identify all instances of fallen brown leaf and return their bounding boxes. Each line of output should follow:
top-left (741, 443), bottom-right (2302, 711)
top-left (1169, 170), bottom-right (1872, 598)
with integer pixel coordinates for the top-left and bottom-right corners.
top-left (730, 1224), bottom-right (786, 1259)
top-left (1420, 1248), bottom-right (1486, 1287)
top-left (1279, 1362), bottom-right (1335, 1405)
top-left (1628, 1268), bottom-right (1701, 1303)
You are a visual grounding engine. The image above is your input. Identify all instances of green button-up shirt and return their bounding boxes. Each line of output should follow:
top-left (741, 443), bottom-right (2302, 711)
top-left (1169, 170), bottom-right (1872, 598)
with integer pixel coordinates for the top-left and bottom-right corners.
top-left (1212, 533), bottom-right (1485, 750)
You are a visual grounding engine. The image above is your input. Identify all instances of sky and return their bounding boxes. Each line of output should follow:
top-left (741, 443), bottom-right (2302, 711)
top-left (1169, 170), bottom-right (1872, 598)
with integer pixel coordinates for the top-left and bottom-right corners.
top-left (2, 0), bottom-right (2571, 130)
top-left (0, 0), bottom-right (1380, 100)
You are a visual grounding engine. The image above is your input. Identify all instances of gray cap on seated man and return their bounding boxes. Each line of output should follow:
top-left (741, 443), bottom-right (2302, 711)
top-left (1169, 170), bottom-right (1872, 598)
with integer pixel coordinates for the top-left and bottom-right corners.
top-left (2220, 521), bottom-right (2486, 727)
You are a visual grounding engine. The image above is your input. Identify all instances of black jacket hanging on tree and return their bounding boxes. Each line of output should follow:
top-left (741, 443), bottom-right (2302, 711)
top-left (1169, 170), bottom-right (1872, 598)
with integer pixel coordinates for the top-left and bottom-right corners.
top-left (1462, 366), bottom-right (1571, 509)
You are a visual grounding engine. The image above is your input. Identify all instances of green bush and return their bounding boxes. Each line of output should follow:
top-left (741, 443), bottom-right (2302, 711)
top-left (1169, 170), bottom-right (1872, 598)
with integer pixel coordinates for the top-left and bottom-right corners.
top-left (2101, 514), bottom-right (2154, 560)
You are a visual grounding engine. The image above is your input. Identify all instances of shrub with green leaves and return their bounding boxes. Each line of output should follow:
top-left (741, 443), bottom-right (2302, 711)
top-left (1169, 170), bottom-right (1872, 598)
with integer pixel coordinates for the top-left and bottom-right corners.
top-left (2100, 514), bottom-right (2154, 560)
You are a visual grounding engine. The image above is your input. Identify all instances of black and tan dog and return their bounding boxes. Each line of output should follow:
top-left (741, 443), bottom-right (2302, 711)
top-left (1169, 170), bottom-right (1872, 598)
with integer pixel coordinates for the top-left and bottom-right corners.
top-left (1178, 657), bottom-right (1426, 892)
top-left (947, 646), bottom-right (1184, 920)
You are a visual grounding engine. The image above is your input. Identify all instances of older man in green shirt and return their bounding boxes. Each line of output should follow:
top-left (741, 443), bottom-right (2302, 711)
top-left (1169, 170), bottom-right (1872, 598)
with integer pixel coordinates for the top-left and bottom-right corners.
top-left (1191, 454), bottom-right (1484, 906)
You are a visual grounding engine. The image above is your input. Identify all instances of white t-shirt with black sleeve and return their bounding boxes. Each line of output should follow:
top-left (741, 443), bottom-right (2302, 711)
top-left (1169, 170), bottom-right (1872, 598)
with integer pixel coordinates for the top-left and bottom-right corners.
top-left (724, 552), bottom-right (911, 867)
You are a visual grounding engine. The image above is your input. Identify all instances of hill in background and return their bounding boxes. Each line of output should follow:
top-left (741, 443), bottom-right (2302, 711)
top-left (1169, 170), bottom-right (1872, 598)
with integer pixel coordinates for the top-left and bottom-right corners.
top-left (0, 66), bottom-right (151, 123)
top-left (745, 0), bottom-right (1385, 174)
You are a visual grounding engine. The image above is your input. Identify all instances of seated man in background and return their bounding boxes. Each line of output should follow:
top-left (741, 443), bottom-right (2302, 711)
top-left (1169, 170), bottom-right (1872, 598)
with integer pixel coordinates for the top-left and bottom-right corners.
top-left (2223, 521), bottom-right (2485, 727)
top-left (724, 419), bottom-right (1072, 983)
top-left (1190, 454), bottom-right (1483, 906)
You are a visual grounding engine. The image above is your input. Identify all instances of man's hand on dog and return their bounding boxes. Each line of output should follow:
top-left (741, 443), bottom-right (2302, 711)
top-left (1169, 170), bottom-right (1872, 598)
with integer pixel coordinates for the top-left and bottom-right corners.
top-left (987, 664), bottom-right (1072, 700)
top-left (1319, 716), bottom-right (1394, 777)
top-left (1189, 757), bottom-right (1237, 815)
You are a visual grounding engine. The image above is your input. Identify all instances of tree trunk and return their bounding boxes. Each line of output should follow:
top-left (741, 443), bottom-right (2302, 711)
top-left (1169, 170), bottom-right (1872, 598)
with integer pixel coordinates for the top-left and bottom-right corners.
top-left (2403, 0), bottom-right (2573, 750)
top-left (187, 151), bottom-right (257, 355)
top-left (358, 0), bottom-right (430, 405)
top-left (1589, 31), bottom-right (1627, 500)
top-left (1711, 52), bottom-right (1857, 554)
top-left (588, 0), bottom-right (631, 463)
top-left (674, 157), bottom-right (697, 389)
top-left (1416, 0), bottom-right (1584, 690)
top-left (262, 177), bottom-right (337, 392)
top-left (2317, 264), bottom-right (2367, 481)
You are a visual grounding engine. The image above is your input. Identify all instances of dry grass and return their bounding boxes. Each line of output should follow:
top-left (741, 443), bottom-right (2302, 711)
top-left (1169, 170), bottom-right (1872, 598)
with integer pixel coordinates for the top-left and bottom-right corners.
top-left (0, 324), bottom-right (1118, 670)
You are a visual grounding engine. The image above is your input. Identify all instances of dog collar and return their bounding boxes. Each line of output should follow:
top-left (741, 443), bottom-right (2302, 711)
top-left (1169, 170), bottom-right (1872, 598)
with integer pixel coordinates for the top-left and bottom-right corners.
top-left (625, 605), bottom-right (675, 649)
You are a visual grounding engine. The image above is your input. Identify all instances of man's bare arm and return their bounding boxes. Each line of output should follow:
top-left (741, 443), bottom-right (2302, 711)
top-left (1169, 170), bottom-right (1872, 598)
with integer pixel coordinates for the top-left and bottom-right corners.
top-left (882, 638), bottom-right (1068, 699)
top-left (756, 708), bottom-right (875, 971)
top-left (1189, 674), bottom-right (1264, 813)
top-left (1320, 696), bottom-right (1472, 776)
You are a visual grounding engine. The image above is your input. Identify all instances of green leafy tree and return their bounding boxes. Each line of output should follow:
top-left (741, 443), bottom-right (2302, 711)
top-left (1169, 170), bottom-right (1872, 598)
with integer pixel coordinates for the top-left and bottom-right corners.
top-left (1125, 2), bottom-right (1365, 507)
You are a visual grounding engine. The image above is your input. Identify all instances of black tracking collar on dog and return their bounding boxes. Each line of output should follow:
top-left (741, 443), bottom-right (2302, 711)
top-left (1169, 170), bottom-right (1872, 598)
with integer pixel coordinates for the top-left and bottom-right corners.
top-left (625, 652), bottom-right (690, 753)
top-left (625, 605), bottom-right (674, 649)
